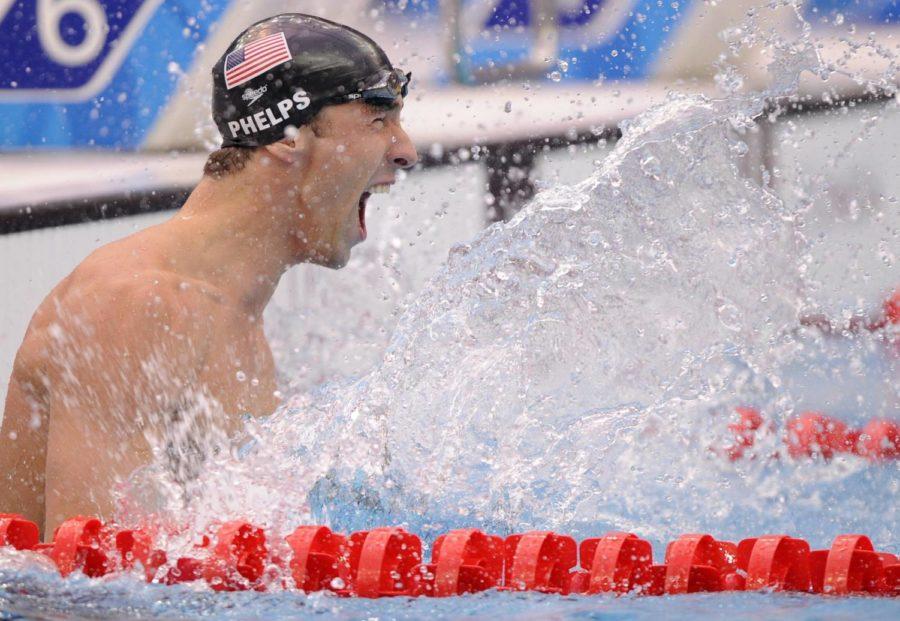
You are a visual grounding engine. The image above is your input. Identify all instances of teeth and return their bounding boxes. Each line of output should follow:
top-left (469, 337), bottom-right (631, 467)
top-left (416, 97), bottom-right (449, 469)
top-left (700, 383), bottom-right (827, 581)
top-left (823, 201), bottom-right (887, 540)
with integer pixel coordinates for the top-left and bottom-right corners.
top-left (369, 183), bottom-right (390, 194)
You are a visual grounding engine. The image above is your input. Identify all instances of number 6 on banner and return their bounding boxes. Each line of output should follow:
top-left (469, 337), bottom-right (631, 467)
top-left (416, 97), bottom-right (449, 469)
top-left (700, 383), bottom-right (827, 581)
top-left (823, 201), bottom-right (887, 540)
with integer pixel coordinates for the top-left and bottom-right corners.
top-left (37, 0), bottom-right (108, 67)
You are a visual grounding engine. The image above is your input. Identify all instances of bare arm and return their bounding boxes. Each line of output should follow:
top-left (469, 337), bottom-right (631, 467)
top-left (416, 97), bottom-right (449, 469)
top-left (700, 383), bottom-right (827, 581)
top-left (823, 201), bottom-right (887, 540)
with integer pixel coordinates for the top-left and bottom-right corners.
top-left (0, 354), bottom-right (48, 528)
top-left (2, 272), bottom-right (277, 534)
top-left (37, 282), bottom-right (218, 532)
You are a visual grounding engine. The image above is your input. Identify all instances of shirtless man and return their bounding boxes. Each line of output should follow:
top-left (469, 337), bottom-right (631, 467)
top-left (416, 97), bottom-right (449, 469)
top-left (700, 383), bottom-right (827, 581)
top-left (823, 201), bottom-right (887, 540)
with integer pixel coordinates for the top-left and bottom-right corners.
top-left (0, 13), bottom-right (417, 534)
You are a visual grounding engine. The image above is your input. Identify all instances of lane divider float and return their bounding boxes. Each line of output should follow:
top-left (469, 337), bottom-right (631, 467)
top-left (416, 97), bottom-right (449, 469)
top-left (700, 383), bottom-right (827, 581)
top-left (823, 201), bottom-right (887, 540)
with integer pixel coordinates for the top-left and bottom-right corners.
top-left (719, 411), bottom-right (898, 463)
top-left (2, 515), bottom-right (898, 598)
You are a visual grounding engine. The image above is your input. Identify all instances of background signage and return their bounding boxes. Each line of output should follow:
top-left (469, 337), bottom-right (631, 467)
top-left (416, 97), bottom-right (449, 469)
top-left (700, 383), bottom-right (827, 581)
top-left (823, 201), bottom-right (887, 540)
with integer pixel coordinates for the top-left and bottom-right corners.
top-left (1, 0), bottom-right (897, 149)
top-left (0, 0), bottom-right (226, 147)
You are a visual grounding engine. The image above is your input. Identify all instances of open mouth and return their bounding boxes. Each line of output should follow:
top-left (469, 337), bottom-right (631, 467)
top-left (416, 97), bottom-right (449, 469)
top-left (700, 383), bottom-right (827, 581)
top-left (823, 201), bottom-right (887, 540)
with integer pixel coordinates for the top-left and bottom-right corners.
top-left (358, 191), bottom-right (370, 241)
top-left (357, 183), bottom-right (391, 242)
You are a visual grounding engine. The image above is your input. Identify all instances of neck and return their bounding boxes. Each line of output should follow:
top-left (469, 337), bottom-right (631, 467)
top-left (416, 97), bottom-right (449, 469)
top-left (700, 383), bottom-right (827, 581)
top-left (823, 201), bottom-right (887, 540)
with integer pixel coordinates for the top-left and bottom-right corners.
top-left (161, 176), bottom-right (300, 317)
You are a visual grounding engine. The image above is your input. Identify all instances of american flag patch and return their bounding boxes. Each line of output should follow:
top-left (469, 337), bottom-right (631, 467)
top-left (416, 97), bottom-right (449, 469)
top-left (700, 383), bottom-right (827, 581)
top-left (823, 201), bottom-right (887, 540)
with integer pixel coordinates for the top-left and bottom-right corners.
top-left (224, 32), bottom-right (292, 90)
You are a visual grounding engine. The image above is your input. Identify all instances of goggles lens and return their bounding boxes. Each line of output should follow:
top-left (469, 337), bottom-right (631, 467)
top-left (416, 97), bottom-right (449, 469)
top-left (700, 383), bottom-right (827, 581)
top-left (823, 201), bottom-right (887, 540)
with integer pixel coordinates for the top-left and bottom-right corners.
top-left (354, 69), bottom-right (410, 102)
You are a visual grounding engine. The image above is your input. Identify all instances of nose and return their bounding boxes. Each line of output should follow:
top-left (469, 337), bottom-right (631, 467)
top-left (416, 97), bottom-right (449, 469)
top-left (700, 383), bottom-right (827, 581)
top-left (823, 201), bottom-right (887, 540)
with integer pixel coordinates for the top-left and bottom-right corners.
top-left (389, 124), bottom-right (418, 170)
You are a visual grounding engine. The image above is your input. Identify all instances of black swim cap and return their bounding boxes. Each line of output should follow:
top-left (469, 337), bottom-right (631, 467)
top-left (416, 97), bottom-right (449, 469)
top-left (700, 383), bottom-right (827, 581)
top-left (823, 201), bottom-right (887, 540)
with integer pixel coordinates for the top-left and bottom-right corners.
top-left (211, 13), bottom-right (410, 148)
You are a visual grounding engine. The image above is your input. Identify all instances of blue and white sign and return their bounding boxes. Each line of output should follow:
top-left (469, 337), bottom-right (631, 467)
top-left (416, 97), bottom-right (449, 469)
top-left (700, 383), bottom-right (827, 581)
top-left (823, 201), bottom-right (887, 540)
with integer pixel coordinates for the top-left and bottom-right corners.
top-left (0, 0), bottom-right (227, 148)
top-left (5, 1), bottom-right (895, 150)
top-left (0, 0), bottom-right (162, 99)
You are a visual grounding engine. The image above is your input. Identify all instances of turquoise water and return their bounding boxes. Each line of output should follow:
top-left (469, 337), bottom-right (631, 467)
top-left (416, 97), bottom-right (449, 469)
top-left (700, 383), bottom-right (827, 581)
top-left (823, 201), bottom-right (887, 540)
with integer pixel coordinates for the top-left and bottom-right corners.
top-left (2, 565), bottom-right (900, 620)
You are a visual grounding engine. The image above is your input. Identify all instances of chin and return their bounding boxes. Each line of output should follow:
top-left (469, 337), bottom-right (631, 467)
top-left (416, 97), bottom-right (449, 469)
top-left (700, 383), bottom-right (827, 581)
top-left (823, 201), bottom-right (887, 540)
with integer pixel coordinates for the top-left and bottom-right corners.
top-left (319, 247), bottom-right (351, 270)
top-left (293, 236), bottom-right (351, 269)
top-left (325, 256), bottom-right (350, 270)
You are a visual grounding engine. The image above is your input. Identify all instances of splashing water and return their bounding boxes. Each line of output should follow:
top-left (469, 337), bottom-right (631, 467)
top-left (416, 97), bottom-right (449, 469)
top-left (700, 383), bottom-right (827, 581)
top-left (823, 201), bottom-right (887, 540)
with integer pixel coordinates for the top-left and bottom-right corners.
top-left (151, 27), bottom-right (896, 554)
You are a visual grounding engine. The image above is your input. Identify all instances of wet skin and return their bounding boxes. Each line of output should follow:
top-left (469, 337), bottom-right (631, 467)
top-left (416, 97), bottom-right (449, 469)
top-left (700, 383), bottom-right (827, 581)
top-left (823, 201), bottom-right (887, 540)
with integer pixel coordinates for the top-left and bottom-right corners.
top-left (0, 97), bottom-right (417, 535)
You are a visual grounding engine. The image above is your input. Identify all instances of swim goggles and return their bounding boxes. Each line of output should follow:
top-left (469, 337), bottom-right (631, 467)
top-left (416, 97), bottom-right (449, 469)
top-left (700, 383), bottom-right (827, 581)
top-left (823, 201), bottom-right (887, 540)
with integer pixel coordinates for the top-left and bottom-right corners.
top-left (338, 68), bottom-right (411, 104)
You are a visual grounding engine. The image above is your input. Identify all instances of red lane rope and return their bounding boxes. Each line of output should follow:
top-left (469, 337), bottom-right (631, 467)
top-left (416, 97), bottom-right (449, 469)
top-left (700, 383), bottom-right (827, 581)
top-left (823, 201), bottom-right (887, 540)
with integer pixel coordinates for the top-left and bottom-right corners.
top-left (715, 286), bottom-right (900, 463)
top-left (718, 412), bottom-right (899, 463)
top-left (2, 515), bottom-right (898, 598)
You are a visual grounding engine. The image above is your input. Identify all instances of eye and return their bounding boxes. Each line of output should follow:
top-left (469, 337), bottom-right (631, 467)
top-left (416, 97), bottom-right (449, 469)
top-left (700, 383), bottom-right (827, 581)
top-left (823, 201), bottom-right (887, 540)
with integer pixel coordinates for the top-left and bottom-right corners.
top-left (372, 117), bottom-right (386, 127)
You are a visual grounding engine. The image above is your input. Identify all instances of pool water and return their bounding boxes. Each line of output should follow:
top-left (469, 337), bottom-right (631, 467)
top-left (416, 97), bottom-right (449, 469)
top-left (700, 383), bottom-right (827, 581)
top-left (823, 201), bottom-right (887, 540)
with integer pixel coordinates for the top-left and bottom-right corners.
top-left (2, 565), bottom-right (900, 621)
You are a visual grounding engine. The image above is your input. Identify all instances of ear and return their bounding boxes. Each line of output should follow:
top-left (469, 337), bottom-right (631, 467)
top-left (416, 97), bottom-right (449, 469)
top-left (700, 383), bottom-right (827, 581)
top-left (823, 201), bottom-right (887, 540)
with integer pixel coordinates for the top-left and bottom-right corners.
top-left (262, 124), bottom-right (314, 167)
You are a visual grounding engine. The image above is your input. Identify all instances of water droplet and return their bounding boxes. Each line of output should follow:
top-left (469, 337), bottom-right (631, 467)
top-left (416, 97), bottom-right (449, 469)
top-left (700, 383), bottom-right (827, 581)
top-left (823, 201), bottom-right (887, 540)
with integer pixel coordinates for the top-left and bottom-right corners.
top-left (330, 577), bottom-right (346, 589)
top-left (729, 140), bottom-right (749, 157)
top-left (504, 101), bottom-right (512, 113)
top-left (640, 155), bottom-right (662, 180)
top-left (548, 70), bottom-right (562, 82)
top-left (236, 371), bottom-right (247, 382)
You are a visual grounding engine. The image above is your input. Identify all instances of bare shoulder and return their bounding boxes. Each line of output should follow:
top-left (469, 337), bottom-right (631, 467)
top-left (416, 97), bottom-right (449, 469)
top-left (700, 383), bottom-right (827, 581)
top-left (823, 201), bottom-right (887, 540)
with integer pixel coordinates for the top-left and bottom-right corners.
top-left (22, 248), bottom-right (228, 374)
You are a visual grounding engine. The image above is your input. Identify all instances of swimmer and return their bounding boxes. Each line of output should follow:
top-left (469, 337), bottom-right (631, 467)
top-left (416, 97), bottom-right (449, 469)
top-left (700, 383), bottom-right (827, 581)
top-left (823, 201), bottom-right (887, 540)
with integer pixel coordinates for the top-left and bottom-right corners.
top-left (0, 13), bottom-right (417, 534)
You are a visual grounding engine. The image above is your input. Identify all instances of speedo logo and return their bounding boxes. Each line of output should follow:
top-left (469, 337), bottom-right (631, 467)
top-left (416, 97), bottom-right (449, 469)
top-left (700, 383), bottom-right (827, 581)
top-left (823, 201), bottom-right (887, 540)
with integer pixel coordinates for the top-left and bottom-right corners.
top-left (241, 85), bottom-right (268, 106)
top-left (228, 90), bottom-right (311, 139)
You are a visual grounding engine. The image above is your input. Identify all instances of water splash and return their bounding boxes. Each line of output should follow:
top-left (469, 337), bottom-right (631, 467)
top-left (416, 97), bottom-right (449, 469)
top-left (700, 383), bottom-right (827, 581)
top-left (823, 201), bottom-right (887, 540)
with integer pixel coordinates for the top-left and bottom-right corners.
top-left (141, 20), bottom-right (899, 553)
top-left (2, 7), bottom-right (899, 621)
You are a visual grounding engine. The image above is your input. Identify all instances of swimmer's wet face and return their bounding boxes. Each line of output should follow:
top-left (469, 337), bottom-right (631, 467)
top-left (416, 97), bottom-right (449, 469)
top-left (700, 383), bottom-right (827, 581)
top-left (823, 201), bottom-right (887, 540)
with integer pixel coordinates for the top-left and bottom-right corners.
top-left (251, 95), bottom-right (416, 268)
top-left (208, 13), bottom-right (419, 268)
top-left (279, 96), bottom-right (417, 268)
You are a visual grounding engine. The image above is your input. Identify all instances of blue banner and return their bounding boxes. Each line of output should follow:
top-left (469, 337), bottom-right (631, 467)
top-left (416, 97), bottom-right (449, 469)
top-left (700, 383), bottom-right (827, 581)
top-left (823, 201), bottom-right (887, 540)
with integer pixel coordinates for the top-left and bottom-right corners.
top-left (380, 0), bottom-right (692, 84)
top-left (806, 0), bottom-right (899, 23)
top-left (0, 0), bottom-right (227, 148)
top-left (471, 0), bottom-right (689, 82)
top-left (11, 1), bottom-right (889, 150)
